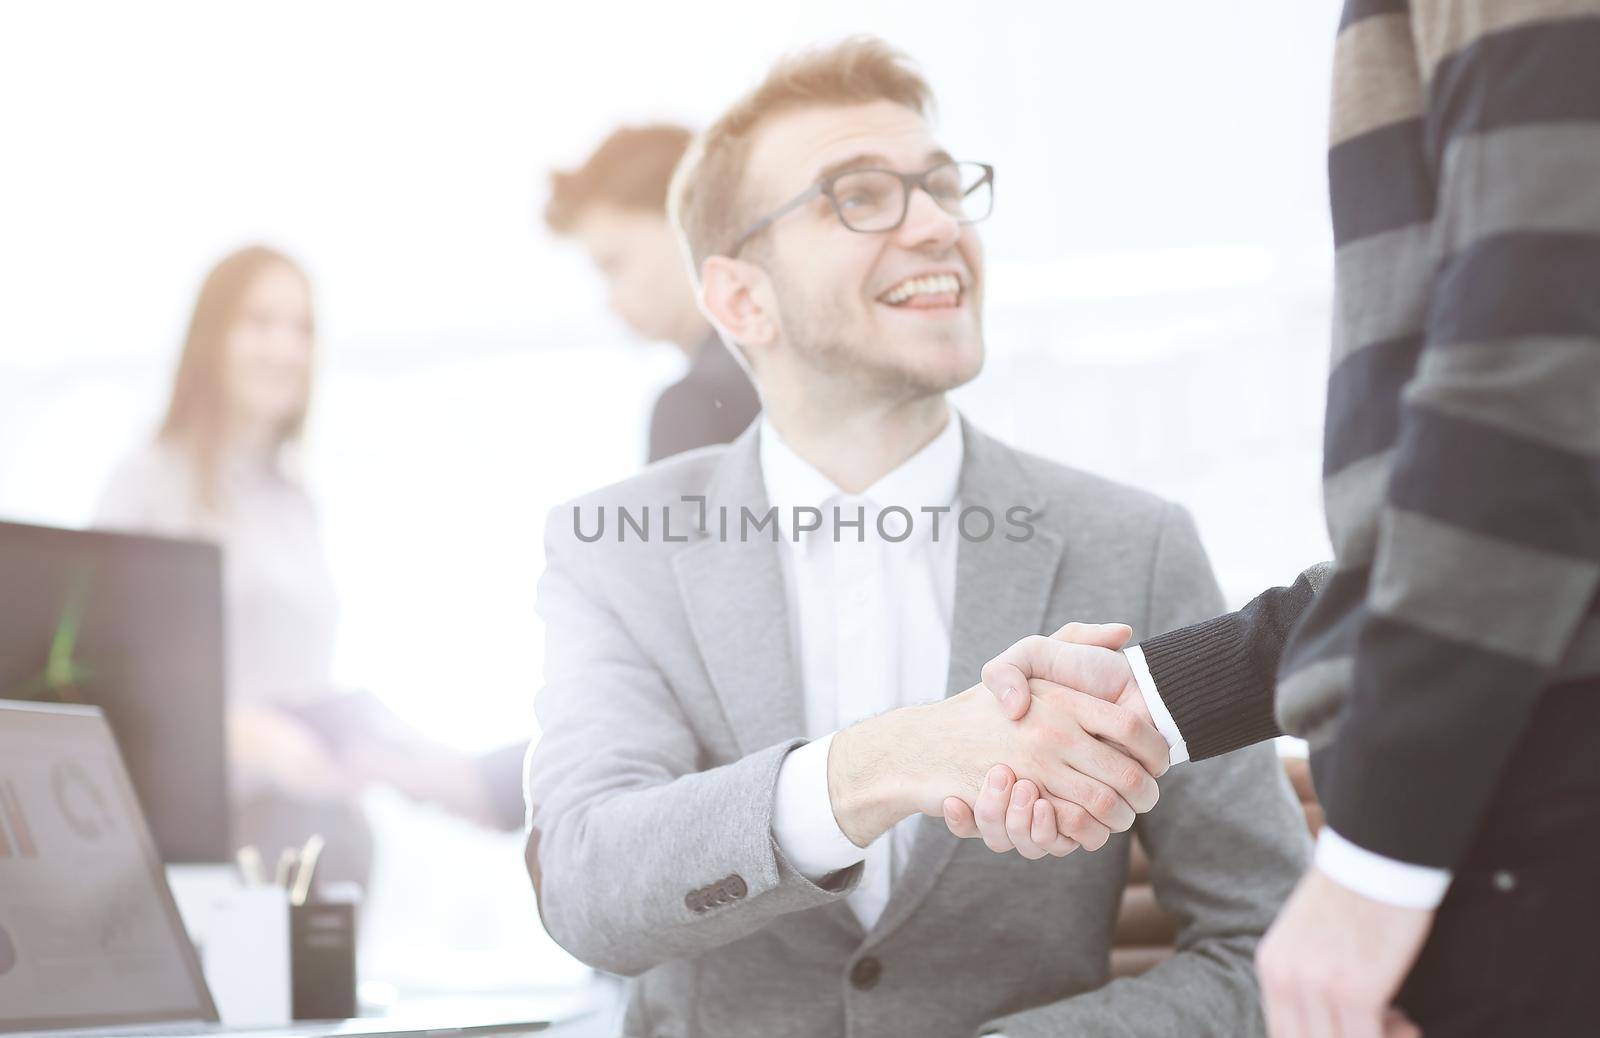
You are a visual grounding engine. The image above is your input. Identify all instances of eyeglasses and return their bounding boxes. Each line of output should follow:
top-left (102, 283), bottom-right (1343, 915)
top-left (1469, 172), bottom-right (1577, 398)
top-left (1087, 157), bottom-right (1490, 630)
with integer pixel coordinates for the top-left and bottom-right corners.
top-left (725, 160), bottom-right (994, 257)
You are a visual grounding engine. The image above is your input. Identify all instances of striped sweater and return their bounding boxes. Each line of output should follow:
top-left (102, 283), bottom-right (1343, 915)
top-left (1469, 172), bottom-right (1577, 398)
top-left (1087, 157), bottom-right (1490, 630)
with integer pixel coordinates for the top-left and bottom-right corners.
top-left (1144, 0), bottom-right (1600, 869)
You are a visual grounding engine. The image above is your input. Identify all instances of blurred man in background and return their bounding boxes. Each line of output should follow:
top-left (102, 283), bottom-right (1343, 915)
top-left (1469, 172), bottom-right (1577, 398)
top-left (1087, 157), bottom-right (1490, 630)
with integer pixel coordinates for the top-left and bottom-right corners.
top-left (545, 124), bottom-right (760, 462)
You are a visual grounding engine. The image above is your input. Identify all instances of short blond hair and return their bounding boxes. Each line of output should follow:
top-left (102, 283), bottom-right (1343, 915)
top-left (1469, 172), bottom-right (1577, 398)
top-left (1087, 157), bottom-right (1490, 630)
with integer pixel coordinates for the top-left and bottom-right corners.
top-left (670, 37), bottom-right (934, 275)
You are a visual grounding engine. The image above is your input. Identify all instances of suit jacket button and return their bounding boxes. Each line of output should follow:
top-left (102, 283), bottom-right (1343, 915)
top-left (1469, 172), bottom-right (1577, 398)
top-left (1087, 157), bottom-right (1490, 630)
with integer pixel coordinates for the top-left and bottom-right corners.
top-left (850, 957), bottom-right (882, 990)
top-left (685, 890), bottom-right (706, 913)
top-left (710, 885), bottom-right (731, 906)
top-left (727, 874), bottom-right (748, 899)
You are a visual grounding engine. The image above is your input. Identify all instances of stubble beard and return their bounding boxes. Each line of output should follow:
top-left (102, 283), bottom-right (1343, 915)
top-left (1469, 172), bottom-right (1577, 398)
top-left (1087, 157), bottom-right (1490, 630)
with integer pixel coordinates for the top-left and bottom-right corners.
top-left (772, 277), bottom-right (983, 403)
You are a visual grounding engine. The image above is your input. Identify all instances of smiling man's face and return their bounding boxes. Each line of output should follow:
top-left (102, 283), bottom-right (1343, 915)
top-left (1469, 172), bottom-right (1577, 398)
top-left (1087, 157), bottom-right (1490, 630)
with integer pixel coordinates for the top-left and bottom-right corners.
top-left (740, 99), bottom-right (986, 402)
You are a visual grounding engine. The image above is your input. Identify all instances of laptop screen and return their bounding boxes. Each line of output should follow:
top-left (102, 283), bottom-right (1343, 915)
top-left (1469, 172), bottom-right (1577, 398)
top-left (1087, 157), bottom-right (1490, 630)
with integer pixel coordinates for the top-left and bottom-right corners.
top-left (0, 520), bottom-right (230, 864)
top-left (0, 701), bottom-right (217, 1033)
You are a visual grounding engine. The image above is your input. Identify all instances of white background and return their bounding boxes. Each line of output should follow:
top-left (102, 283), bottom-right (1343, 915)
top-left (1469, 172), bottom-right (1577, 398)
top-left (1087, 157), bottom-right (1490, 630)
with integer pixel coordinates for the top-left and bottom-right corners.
top-left (1, 0), bottom-right (1340, 996)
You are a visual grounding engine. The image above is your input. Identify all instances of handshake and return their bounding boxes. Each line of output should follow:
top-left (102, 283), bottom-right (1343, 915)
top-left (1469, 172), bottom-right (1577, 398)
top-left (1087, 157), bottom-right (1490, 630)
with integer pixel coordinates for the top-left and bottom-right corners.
top-left (826, 621), bottom-right (1167, 858)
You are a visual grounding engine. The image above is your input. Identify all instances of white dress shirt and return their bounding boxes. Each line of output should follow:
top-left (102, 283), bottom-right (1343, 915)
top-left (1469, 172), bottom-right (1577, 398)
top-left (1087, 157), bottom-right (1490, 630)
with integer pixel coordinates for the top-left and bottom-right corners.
top-left (766, 415), bottom-right (963, 931)
top-left (1123, 644), bottom-right (1453, 909)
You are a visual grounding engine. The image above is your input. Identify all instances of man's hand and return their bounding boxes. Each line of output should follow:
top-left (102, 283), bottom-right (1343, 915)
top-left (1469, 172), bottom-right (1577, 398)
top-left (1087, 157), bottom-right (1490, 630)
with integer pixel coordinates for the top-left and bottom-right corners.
top-left (945, 763), bottom-right (1080, 859)
top-left (943, 621), bottom-right (1159, 852)
top-left (945, 764), bottom-right (1084, 859)
top-left (826, 678), bottom-right (1169, 852)
top-left (1256, 868), bottom-right (1431, 1038)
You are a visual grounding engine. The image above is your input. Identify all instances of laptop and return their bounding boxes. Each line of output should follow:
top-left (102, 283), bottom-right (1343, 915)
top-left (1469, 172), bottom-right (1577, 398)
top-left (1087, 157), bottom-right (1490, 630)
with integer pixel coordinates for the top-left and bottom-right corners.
top-left (0, 700), bottom-right (563, 1038)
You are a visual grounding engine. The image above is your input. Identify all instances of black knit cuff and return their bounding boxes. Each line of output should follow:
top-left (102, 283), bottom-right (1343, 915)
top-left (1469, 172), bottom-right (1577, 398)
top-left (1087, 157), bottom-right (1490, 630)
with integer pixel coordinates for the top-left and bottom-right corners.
top-left (1138, 612), bottom-right (1282, 761)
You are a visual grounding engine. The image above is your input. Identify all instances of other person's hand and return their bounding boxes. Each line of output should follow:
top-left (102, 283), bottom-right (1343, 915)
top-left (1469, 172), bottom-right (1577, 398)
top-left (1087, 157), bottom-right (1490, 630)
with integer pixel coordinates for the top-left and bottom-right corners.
top-left (1256, 868), bottom-right (1432, 1038)
top-left (229, 705), bottom-right (358, 801)
top-left (826, 677), bottom-right (1168, 852)
top-left (344, 740), bottom-right (500, 828)
top-left (981, 621), bottom-right (1145, 721)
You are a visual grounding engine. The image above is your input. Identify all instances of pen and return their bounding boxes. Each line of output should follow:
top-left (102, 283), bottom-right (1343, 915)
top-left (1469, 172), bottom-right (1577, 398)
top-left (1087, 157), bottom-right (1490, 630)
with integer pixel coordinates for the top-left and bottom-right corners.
top-left (275, 847), bottom-right (298, 889)
top-left (235, 845), bottom-right (265, 886)
top-left (290, 833), bottom-right (325, 907)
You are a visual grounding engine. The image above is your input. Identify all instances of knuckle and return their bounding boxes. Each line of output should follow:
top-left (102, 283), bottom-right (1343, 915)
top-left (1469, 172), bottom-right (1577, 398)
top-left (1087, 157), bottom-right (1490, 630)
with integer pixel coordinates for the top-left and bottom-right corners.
top-left (1113, 762), bottom-right (1146, 795)
top-left (1087, 788), bottom-right (1120, 819)
top-left (1113, 710), bottom-right (1140, 741)
top-left (1058, 805), bottom-right (1096, 839)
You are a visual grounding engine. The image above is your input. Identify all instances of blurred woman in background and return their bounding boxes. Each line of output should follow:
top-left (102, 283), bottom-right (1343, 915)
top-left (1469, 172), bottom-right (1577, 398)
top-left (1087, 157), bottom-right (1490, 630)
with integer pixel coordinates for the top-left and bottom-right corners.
top-left (96, 246), bottom-right (514, 892)
top-left (94, 245), bottom-right (378, 887)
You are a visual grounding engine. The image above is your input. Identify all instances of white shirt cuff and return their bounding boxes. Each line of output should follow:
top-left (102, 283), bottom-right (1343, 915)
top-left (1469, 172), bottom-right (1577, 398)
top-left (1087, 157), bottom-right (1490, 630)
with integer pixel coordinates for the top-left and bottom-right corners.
top-left (771, 732), bottom-right (867, 881)
top-left (1313, 826), bottom-right (1453, 909)
top-left (1123, 644), bottom-right (1189, 766)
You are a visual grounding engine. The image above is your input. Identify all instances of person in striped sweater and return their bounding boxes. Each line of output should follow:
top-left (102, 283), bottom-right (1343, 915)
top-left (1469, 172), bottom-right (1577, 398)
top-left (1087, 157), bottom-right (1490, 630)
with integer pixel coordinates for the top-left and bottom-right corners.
top-left (947, 2), bottom-right (1600, 1034)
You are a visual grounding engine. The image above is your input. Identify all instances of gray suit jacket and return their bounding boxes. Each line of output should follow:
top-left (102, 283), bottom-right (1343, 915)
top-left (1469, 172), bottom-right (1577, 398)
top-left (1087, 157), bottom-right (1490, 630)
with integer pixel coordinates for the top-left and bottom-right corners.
top-left (527, 419), bottom-right (1309, 1038)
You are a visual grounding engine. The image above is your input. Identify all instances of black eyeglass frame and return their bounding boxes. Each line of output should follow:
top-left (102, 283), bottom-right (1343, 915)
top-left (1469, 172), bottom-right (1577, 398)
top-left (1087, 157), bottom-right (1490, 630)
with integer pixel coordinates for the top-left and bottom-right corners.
top-left (724, 160), bottom-right (994, 257)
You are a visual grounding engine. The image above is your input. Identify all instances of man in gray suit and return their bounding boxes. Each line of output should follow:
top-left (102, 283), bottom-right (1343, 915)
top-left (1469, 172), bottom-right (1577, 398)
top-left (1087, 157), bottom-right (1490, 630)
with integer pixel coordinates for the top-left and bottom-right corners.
top-left (526, 38), bottom-right (1308, 1038)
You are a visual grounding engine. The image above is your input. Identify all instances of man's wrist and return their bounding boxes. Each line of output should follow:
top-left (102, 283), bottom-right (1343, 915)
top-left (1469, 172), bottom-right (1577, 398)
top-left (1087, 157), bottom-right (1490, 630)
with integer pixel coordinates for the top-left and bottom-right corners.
top-left (827, 709), bottom-right (918, 847)
top-left (772, 734), bottom-right (867, 880)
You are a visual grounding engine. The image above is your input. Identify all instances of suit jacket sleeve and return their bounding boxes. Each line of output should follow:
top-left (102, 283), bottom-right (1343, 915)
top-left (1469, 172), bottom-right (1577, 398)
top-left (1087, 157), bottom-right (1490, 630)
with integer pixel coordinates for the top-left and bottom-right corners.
top-left (525, 508), bottom-right (858, 976)
top-left (1138, 563), bottom-right (1331, 760)
top-left (980, 504), bottom-right (1310, 1038)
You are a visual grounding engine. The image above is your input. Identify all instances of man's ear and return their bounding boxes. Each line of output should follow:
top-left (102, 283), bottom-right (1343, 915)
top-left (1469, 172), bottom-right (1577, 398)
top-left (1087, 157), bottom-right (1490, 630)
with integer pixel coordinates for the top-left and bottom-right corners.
top-left (699, 254), bottom-right (779, 360)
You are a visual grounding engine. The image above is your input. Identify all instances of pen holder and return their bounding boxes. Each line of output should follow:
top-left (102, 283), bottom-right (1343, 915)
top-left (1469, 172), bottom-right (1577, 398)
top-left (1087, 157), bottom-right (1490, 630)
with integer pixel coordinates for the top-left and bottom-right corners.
top-left (290, 895), bottom-right (359, 1020)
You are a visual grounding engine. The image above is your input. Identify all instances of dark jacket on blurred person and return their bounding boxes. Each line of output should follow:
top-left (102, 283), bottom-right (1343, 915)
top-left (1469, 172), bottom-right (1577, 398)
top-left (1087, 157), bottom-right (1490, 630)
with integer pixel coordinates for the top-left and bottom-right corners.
top-left (647, 335), bottom-right (760, 463)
